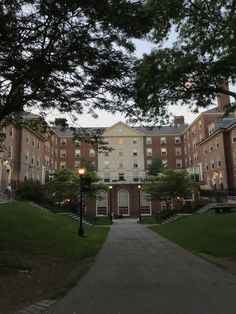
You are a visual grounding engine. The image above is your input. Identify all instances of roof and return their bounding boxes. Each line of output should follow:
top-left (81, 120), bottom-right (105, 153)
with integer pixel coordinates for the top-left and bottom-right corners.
top-left (135, 124), bottom-right (189, 135)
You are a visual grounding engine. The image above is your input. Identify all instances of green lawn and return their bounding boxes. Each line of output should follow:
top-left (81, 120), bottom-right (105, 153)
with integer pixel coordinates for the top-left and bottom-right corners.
top-left (149, 211), bottom-right (236, 259)
top-left (0, 201), bottom-right (109, 265)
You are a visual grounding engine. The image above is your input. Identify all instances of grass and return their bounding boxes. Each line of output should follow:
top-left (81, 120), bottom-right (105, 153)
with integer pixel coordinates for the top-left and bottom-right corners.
top-left (0, 201), bottom-right (109, 271)
top-left (149, 211), bottom-right (236, 259)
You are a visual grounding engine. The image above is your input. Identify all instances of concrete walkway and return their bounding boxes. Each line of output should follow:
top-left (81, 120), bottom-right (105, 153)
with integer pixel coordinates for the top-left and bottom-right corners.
top-left (46, 219), bottom-right (236, 314)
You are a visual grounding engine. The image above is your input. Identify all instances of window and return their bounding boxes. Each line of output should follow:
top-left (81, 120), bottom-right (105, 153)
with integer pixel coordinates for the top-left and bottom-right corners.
top-left (75, 161), bottom-right (80, 167)
top-left (140, 192), bottom-right (151, 215)
top-left (118, 190), bottom-right (129, 216)
top-left (205, 161), bottom-right (208, 171)
top-left (161, 148), bottom-right (167, 156)
top-left (133, 139), bottom-right (137, 145)
top-left (37, 142), bottom-right (40, 149)
top-left (60, 150), bottom-right (66, 158)
top-left (211, 160), bottom-right (215, 169)
top-left (199, 120), bottom-right (202, 129)
top-left (96, 191), bottom-right (108, 216)
top-left (133, 149), bottom-right (138, 156)
top-left (7, 146), bottom-right (13, 159)
top-left (26, 133), bottom-right (29, 143)
top-left (119, 160), bottom-right (124, 169)
top-left (61, 138), bottom-right (67, 146)
top-left (133, 171), bottom-right (139, 182)
top-left (160, 137), bottom-right (166, 144)
top-left (36, 157), bottom-right (40, 167)
top-left (217, 156), bottom-right (221, 167)
top-left (104, 160), bottom-right (109, 169)
top-left (232, 133), bottom-right (236, 143)
top-left (162, 160), bottom-right (168, 168)
top-left (32, 137), bottom-right (35, 146)
top-left (75, 139), bottom-right (81, 147)
top-left (90, 149), bottom-right (95, 157)
top-left (75, 149), bottom-right (81, 158)
top-left (9, 127), bottom-right (13, 137)
top-left (119, 173), bottom-right (125, 181)
top-left (175, 147), bottom-right (181, 156)
top-left (104, 150), bottom-right (109, 157)
top-left (208, 123), bottom-right (215, 135)
top-left (60, 161), bottom-right (66, 168)
top-left (175, 136), bottom-right (181, 144)
top-left (146, 137), bottom-right (152, 144)
top-left (147, 160), bottom-right (152, 166)
top-left (104, 172), bottom-right (110, 182)
top-left (176, 159), bottom-right (182, 168)
top-left (133, 160), bottom-right (138, 168)
top-left (25, 150), bottom-right (29, 162)
top-left (118, 138), bottom-right (123, 145)
top-left (118, 151), bottom-right (123, 157)
top-left (147, 148), bottom-right (152, 156)
top-left (233, 152), bottom-right (236, 164)
top-left (204, 146), bottom-right (208, 154)
top-left (31, 153), bottom-right (35, 165)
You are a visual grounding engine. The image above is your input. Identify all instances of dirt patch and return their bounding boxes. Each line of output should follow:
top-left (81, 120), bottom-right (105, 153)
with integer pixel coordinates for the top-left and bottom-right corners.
top-left (0, 250), bottom-right (91, 314)
top-left (199, 253), bottom-right (236, 275)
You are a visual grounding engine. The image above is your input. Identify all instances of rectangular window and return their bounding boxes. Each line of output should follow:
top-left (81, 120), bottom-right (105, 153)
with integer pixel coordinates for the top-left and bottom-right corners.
top-left (232, 133), bottom-right (236, 143)
top-left (161, 148), bottom-right (167, 156)
top-left (133, 160), bottom-right (138, 168)
top-left (175, 147), bottom-right (181, 156)
top-left (75, 139), bottom-right (81, 147)
top-left (119, 173), bottom-right (125, 181)
top-left (90, 149), bottom-right (95, 157)
top-left (118, 138), bottom-right (123, 145)
top-left (133, 171), bottom-right (139, 182)
top-left (104, 172), bottom-right (110, 182)
top-left (147, 160), bottom-right (152, 166)
top-left (176, 159), bottom-right (182, 168)
top-left (118, 151), bottom-right (123, 157)
top-left (75, 149), bottom-right (81, 158)
top-left (104, 150), bottom-right (109, 157)
top-left (119, 160), bottom-right (124, 169)
top-left (104, 160), bottom-right (109, 169)
top-left (133, 139), bottom-right (137, 145)
top-left (60, 161), bottom-right (66, 168)
top-left (208, 123), bottom-right (215, 135)
top-left (160, 137), bottom-right (166, 144)
top-left (61, 138), bottom-right (67, 146)
top-left (133, 150), bottom-right (138, 156)
top-left (146, 137), bottom-right (152, 144)
top-left (175, 136), bottom-right (181, 144)
top-left (60, 150), bottom-right (66, 158)
top-left (162, 160), bottom-right (168, 168)
top-left (9, 127), bottom-right (13, 137)
top-left (75, 161), bottom-right (80, 168)
top-left (147, 148), bottom-right (152, 156)
top-left (7, 146), bottom-right (12, 159)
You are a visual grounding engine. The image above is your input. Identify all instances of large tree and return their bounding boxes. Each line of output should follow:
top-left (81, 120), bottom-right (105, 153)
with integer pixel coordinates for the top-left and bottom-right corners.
top-left (143, 169), bottom-right (193, 210)
top-left (0, 0), bottom-right (151, 126)
top-left (133, 0), bottom-right (236, 125)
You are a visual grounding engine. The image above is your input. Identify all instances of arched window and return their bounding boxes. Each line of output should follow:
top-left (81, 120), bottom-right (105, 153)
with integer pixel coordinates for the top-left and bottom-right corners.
top-left (140, 192), bottom-right (151, 215)
top-left (96, 190), bottom-right (108, 216)
top-left (118, 190), bottom-right (129, 216)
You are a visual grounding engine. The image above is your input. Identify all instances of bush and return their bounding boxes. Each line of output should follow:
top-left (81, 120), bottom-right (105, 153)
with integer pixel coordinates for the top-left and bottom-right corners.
top-left (16, 180), bottom-right (46, 201)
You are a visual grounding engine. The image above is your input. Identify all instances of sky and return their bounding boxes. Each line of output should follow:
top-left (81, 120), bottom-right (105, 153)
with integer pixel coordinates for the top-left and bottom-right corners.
top-left (39, 38), bottom-right (215, 128)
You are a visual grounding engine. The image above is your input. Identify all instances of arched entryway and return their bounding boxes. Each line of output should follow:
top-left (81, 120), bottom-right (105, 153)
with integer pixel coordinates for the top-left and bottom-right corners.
top-left (118, 190), bottom-right (129, 216)
top-left (96, 190), bottom-right (108, 216)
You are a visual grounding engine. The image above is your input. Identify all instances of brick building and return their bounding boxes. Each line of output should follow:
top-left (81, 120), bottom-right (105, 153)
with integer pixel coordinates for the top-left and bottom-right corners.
top-left (1, 97), bottom-right (236, 218)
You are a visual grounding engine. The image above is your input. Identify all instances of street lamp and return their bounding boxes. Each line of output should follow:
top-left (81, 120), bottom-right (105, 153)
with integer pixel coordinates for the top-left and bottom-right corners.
top-left (109, 185), bottom-right (113, 222)
top-left (78, 167), bottom-right (86, 237)
top-left (138, 185), bottom-right (142, 222)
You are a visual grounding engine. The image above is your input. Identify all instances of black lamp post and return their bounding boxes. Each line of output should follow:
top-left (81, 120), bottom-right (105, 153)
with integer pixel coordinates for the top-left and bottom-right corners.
top-left (78, 167), bottom-right (86, 237)
top-left (138, 185), bottom-right (142, 222)
top-left (109, 185), bottom-right (113, 222)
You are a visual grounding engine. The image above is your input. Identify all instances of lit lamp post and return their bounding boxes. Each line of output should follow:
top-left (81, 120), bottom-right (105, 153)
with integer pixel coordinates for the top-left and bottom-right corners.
top-left (78, 167), bottom-right (86, 237)
top-left (138, 185), bottom-right (142, 222)
top-left (109, 185), bottom-right (113, 222)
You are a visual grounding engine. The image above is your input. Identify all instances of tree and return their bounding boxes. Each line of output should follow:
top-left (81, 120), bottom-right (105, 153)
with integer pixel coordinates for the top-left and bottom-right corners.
top-left (133, 1), bottom-right (236, 125)
top-left (143, 169), bottom-right (193, 210)
top-left (146, 156), bottom-right (164, 176)
top-left (0, 0), bottom-right (151, 125)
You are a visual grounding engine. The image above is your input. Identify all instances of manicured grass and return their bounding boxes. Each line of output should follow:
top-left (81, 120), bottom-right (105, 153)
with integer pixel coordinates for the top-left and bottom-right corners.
top-left (0, 202), bottom-right (109, 261)
top-left (149, 211), bottom-right (236, 259)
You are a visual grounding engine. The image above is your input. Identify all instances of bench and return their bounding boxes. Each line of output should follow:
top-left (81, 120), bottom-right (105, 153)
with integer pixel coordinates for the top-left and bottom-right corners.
top-left (211, 203), bottom-right (236, 214)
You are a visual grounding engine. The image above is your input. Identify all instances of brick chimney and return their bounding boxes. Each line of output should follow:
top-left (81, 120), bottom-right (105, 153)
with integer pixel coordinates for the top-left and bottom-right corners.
top-left (174, 116), bottom-right (185, 127)
top-left (216, 82), bottom-right (230, 111)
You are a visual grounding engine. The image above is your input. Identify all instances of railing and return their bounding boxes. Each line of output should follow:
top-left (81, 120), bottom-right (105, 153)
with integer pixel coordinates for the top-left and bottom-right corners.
top-left (97, 176), bottom-right (149, 185)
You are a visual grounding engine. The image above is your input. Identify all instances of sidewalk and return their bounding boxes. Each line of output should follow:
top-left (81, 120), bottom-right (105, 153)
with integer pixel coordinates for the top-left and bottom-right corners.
top-left (45, 219), bottom-right (236, 314)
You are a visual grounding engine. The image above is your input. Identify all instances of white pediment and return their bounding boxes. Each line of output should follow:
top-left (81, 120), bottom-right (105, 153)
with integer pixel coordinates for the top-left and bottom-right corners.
top-left (103, 121), bottom-right (144, 137)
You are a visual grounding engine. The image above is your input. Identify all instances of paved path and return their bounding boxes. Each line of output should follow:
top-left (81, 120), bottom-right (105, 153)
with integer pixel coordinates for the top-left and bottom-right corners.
top-left (46, 219), bottom-right (236, 314)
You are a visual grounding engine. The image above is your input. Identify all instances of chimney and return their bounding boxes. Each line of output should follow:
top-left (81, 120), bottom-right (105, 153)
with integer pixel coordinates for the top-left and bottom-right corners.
top-left (54, 118), bottom-right (68, 128)
top-left (174, 116), bottom-right (185, 127)
top-left (216, 82), bottom-right (230, 111)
